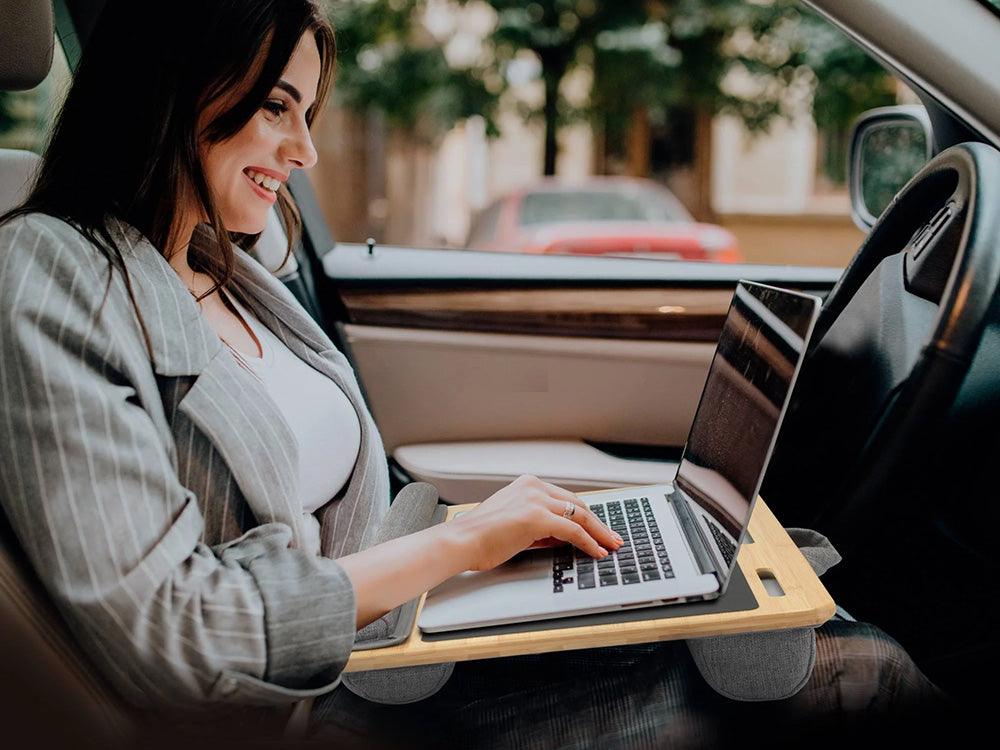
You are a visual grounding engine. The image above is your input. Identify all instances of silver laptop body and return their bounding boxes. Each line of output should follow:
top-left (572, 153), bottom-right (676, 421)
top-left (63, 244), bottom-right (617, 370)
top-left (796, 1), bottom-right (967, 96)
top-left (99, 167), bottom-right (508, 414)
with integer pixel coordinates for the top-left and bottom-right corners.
top-left (418, 281), bottom-right (821, 633)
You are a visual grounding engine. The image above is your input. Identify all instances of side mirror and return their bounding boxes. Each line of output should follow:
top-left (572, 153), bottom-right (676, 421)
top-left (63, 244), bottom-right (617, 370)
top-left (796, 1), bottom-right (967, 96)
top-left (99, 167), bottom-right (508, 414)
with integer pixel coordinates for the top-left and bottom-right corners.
top-left (848, 105), bottom-right (933, 232)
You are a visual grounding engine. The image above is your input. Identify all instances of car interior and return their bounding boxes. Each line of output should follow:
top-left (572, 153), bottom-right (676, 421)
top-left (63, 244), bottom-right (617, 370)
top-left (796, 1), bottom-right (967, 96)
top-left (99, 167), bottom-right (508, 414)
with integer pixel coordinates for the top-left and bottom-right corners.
top-left (2, 0), bottom-right (999, 742)
top-left (0, 5), bottom-right (134, 746)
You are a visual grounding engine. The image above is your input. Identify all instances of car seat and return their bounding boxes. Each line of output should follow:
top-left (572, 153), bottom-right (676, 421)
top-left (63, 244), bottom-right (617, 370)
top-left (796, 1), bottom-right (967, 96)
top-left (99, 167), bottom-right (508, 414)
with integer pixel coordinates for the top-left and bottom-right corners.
top-left (0, 1), bottom-right (318, 744)
top-left (0, 2), bottom-right (138, 745)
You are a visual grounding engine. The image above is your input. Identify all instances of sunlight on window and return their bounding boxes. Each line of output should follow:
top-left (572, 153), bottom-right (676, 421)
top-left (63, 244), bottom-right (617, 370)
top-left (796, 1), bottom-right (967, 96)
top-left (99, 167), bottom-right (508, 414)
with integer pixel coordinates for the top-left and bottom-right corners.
top-left (311, 2), bottom-right (912, 268)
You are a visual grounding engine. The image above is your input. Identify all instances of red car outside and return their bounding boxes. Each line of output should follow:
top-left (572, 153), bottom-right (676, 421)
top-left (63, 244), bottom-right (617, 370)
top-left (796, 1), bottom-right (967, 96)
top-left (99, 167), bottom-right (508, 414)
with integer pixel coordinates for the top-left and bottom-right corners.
top-left (465, 176), bottom-right (742, 263)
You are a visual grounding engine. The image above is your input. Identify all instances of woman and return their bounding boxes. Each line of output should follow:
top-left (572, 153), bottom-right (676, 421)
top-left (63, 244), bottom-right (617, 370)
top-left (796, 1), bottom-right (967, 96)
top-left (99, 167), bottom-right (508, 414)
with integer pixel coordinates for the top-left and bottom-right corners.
top-left (0, 0), bottom-right (947, 746)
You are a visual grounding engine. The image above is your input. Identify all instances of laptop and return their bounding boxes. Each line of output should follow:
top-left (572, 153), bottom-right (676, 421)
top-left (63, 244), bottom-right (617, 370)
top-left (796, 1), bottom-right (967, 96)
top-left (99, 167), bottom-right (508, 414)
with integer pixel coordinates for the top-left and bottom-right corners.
top-left (417, 280), bottom-right (821, 633)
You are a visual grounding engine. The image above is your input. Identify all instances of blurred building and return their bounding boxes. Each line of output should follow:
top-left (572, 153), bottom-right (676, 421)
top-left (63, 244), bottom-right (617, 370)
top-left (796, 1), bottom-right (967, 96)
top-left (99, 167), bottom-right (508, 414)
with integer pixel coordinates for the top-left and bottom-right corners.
top-left (308, 87), bottom-right (867, 267)
top-left (302, 0), bottom-right (890, 267)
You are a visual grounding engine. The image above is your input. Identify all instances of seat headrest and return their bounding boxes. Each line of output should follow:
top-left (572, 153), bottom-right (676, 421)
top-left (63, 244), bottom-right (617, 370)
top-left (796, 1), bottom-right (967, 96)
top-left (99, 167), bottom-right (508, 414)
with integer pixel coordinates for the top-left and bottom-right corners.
top-left (0, 0), bottom-right (56, 91)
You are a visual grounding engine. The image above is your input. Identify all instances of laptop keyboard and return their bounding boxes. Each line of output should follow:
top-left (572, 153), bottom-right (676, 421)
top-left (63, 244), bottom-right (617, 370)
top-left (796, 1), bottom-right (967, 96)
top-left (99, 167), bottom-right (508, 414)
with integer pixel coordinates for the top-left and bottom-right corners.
top-left (553, 497), bottom-right (674, 593)
top-left (706, 518), bottom-right (736, 568)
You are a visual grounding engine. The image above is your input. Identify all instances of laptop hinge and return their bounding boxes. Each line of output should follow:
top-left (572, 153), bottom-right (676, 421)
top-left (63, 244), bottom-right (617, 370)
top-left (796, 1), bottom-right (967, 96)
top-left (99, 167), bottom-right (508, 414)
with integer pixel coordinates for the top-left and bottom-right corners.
top-left (667, 490), bottom-right (719, 577)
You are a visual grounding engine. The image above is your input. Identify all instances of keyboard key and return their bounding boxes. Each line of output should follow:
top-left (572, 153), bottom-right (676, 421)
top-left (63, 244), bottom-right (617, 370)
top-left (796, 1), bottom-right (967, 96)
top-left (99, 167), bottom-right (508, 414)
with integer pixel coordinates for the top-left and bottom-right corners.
top-left (568, 497), bottom-right (683, 591)
top-left (707, 519), bottom-right (737, 566)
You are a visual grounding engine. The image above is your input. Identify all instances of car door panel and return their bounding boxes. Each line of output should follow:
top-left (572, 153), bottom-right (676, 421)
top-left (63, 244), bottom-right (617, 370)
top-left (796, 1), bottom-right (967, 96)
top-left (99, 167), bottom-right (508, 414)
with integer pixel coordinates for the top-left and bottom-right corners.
top-left (337, 286), bottom-right (736, 340)
top-left (342, 323), bottom-right (715, 453)
top-left (315, 241), bottom-right (840, 497)
top-left (392, 439), bottom-right (683, 504)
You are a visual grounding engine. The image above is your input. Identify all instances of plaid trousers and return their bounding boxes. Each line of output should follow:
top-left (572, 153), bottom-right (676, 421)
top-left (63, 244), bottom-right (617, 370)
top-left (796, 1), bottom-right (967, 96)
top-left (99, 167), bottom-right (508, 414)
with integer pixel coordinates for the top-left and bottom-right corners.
top-left (310, 616), bottom-right (965, 750)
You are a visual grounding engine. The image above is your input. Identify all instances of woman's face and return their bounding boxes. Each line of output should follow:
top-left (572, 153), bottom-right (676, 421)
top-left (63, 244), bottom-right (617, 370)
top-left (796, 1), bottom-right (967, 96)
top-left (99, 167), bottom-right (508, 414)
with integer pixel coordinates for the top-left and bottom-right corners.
top-left (199, 31), bottom-right (321, 235)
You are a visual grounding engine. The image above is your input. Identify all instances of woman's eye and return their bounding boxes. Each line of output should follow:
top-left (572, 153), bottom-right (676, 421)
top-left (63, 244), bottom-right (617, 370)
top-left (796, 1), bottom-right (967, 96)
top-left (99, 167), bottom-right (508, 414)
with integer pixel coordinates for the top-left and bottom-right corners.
top-left (262, 100), bottom-right (287, 119)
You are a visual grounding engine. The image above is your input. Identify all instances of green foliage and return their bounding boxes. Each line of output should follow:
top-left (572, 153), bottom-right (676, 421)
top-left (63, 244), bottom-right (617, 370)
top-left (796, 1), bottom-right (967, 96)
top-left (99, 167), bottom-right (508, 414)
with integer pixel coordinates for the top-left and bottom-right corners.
top-left (0, 88), bottom-right (49, 151)
top-left (859, 122), bottom-right (928, 218)
top-left (0, 92), bottom-right (15, 136)
top-left (590, 1), bottom-right (893, 139)
top-left (324, 0), bottom-right (894, 161)
top-left (325, 0), bottom-right (499, 139)
top-left (799, 15), bottom-right (897, 132)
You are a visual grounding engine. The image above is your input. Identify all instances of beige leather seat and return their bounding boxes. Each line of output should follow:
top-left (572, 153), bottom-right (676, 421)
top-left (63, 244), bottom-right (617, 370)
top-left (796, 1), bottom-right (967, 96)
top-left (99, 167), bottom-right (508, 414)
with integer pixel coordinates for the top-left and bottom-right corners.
top-left (1, 5), bottom-right (315, 743)
top-left (0, 517), bottom-right (139, 746)
top-left (1, 2), bottom-right (156, 745)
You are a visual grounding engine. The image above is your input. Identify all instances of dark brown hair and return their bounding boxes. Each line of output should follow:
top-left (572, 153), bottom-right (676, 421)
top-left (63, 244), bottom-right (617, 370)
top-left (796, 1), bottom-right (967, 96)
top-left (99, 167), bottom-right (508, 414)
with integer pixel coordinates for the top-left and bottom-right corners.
top-left (2, 0), bottom-right (336, 348)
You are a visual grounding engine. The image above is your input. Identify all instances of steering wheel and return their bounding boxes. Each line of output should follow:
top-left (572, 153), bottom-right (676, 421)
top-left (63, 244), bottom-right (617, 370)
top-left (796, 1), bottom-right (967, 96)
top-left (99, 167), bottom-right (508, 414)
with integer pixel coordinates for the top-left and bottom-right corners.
top-left (761, 142), bottom-right (1000, 693)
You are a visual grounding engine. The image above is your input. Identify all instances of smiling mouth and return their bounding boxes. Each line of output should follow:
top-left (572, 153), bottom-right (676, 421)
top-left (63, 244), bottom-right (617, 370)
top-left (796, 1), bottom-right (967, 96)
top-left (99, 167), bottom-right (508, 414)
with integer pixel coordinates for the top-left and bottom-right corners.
top-left (244, 169), bottom-right (281, 192)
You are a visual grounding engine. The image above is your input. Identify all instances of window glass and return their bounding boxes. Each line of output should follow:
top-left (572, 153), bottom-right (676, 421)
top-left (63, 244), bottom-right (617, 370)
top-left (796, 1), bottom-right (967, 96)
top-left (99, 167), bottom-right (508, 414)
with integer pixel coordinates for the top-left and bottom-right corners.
top-left (0, 39), bottom-right (71, 153)
top-left (466, 199), bottom-right (502, 245)
top-left (520, 187), bottom-right (691, 225)
top-left (303, 1), bottom-right (915, 269)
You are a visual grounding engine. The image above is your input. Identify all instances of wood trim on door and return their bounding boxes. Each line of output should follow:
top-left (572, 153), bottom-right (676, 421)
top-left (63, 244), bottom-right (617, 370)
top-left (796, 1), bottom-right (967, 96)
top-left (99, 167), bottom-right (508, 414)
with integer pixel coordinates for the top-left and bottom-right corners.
top-left (339, 287), bottom-right (736, 341)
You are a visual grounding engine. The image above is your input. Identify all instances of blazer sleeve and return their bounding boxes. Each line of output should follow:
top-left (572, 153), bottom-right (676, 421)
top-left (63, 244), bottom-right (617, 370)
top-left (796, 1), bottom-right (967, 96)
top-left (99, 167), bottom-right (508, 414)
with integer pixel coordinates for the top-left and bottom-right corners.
top-left (0, 217), bottom-right (355, 708)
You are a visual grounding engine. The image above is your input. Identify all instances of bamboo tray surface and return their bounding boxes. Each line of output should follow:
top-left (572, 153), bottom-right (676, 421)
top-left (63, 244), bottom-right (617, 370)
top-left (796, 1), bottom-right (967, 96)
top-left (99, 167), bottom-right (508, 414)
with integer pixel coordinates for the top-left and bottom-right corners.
top-left (345, 498), bottom-right (834, 672)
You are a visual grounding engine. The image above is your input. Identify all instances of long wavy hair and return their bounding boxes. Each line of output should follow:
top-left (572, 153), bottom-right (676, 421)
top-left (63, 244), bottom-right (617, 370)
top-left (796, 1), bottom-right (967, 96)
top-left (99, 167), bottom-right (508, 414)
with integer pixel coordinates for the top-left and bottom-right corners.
top-left (2, 0), bottom-right (336, 353)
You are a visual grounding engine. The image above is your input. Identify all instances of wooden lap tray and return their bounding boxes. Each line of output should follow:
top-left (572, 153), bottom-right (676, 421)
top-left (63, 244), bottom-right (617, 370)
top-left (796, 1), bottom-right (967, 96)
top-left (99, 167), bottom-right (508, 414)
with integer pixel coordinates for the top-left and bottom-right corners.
top-left (344, 498), bottom-right (835, 672)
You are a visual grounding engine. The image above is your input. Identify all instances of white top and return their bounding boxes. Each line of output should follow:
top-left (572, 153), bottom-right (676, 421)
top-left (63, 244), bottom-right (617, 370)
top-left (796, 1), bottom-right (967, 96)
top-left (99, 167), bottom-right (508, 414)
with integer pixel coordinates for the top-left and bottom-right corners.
top-left (223, 292), bottom-right (362, 549)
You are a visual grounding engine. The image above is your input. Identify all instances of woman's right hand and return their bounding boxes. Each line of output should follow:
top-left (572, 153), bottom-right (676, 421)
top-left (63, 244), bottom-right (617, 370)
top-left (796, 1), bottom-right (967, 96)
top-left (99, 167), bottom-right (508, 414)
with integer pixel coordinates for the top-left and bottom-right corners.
top-left (340, 475), bottom-right (623, 628)
top-left (448, 474), bottom-right (623, 572)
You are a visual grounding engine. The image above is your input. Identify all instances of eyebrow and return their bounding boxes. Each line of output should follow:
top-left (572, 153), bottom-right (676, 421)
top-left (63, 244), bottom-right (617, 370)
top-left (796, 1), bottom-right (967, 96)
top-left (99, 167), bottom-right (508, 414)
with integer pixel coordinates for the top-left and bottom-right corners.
top-left (275, 79), bottom-right (302, 103)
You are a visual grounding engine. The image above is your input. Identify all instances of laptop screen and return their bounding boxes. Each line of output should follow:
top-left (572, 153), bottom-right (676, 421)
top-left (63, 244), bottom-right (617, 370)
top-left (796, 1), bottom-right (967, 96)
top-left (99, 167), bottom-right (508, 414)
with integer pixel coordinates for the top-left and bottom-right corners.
top-left (674, 281), bottom-right (819, 570)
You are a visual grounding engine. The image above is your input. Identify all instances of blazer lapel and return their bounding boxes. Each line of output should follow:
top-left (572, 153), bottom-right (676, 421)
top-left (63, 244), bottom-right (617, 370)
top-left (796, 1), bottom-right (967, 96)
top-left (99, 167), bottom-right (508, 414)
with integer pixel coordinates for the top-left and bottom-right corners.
top-left (174, 347), bottom-right (309, 541)
top-left (112, 220), bottom-right (218, 376)
top-left (113, 223), bottom-right (311, 547)
top-left (226, 249), bottom-right (365, 413)
top-left (226, 246), bottom-right (390, 556)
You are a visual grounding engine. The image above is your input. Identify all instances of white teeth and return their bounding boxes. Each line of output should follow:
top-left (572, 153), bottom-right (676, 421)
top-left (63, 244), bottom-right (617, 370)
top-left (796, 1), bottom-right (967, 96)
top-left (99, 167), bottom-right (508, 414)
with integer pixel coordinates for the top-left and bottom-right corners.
top-left (245, 170), bottom-right (280, 192)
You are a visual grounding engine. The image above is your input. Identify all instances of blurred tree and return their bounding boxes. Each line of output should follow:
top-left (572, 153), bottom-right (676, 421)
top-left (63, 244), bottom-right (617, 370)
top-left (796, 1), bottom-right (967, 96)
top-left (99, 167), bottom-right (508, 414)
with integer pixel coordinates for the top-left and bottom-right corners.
top-left (324, 1), bottom-right (895, 208)
top-left (0, 92), bottom-right (15, 138)
top-left (800, 13), bottom-right (898, 183)
top-left (320, 0), bottom-right (502, 244)
top-left (325, 0), bottom-right (499, 142)
top-left (458, 0), bottom-right (897, 181)
top-left (480, 0), bottom-right (653, 175)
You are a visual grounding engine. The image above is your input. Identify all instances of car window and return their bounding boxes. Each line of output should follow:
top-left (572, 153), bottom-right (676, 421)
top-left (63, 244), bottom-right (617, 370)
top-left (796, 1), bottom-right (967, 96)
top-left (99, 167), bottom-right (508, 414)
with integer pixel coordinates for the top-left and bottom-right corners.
top-left (310, 0), bottom-right (916, 269)
top-left (0, 38), bottom-right (71, 153)
top-left (2, 4), bottom-right (911, 273)
top-left (466, 198), bottom-right (503, 245)
top-left (520, 188), bottom-right (690, 225)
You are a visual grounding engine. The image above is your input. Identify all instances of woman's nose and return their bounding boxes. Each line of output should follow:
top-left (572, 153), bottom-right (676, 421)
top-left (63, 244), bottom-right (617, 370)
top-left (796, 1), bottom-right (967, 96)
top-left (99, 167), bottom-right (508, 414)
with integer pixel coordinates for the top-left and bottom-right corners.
top-left (283, 121), bottom-right (318, 170)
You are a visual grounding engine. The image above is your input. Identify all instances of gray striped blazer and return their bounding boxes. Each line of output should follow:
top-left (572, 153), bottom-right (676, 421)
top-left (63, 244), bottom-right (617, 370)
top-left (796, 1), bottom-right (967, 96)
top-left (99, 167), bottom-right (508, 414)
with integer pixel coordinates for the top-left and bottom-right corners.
top-left (0, 213), bottom-right (390, 709)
